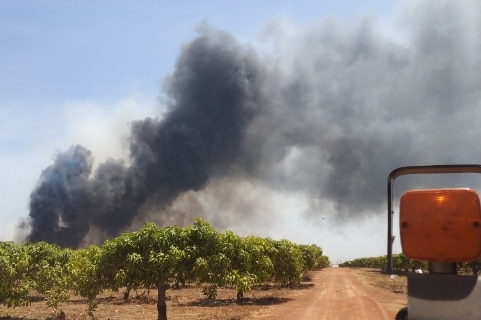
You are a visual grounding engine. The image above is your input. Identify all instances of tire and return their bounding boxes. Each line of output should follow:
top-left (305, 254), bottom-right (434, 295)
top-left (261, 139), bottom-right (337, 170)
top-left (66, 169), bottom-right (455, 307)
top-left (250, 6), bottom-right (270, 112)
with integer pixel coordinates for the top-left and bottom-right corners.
top-left (395, 307), bottom-right (408, 320)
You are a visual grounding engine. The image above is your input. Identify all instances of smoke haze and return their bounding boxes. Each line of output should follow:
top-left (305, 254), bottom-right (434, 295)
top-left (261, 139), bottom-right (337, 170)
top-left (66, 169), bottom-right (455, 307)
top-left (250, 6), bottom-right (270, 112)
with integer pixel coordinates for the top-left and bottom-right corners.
top-left (23, 0), bottom-right (481, 247)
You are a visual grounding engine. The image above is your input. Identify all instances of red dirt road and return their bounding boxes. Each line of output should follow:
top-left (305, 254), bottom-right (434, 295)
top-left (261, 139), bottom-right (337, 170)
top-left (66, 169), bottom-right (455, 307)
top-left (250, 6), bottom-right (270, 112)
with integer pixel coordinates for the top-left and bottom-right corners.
top-left (256, 268), bottom-right (406, 320)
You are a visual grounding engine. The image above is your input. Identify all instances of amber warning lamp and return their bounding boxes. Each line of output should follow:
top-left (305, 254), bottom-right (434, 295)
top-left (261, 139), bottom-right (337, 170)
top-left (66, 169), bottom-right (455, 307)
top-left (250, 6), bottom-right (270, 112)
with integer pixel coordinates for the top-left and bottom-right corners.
top-left (399, 188), bottom-right (481, 262)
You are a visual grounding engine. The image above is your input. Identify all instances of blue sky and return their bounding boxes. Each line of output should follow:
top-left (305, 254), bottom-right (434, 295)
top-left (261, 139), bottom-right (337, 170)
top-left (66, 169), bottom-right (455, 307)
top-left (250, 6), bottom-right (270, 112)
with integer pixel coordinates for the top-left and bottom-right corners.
top-left (4, 0), bottom-right (479, 263)
top-left (0, 0), bottom-right (395, 107)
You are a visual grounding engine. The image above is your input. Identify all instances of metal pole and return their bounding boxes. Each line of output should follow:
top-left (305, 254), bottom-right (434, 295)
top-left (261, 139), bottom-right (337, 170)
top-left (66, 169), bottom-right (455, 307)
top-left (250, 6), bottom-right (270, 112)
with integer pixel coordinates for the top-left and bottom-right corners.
top-left (386, 178), bottom-right (393, 273)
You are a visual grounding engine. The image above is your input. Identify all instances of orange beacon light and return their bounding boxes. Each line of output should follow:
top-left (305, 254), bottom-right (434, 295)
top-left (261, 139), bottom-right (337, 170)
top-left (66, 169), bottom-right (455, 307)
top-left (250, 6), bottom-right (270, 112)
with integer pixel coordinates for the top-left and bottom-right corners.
top-left (388, 165), bottom-right (481, 320)
top-left (399, 188), bottom-right (481, 262)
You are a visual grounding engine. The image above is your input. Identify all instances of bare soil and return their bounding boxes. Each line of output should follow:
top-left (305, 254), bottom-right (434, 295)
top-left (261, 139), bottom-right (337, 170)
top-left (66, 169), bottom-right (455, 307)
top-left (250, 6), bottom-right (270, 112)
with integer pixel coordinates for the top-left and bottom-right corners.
top-left (0, 268), bottom-right (407, 320)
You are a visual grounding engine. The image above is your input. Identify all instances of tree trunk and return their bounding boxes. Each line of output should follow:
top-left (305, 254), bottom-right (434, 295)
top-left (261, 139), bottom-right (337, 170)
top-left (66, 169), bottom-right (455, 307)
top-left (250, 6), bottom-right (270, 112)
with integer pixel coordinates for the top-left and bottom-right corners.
top-left (157, 281), bottom-right (168, 320)
top-left (236, 290), bottom-right (243, 304)
top-left (123, 286), bottom-right (131, 301)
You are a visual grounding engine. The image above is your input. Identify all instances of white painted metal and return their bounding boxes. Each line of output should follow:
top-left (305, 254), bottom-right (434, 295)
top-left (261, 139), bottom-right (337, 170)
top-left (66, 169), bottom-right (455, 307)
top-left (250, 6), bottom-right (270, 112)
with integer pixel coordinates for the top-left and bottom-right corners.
top-left (408, 274), bottom-right (481, 319)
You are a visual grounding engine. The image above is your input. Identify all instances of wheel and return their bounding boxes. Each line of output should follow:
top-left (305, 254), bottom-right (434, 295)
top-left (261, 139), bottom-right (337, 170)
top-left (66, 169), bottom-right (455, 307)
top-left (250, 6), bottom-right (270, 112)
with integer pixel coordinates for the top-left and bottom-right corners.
top-left (395, 307), bottom-right (408, 320)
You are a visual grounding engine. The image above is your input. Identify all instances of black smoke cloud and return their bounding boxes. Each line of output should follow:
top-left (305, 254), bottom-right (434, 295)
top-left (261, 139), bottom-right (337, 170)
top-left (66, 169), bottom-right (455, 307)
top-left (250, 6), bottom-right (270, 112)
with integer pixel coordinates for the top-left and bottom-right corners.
top-left (24, 0), bottom-right (481, 246)
top-left (26, 30), bottom-right (263, 247)
top-left (28, 146), bottom-right (93, 246)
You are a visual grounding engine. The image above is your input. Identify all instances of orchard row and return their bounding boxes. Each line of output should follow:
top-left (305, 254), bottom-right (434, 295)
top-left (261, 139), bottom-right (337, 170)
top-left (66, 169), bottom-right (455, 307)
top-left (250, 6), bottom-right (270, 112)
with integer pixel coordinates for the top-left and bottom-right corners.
top-left (0, 218), bottom-right (329, 320)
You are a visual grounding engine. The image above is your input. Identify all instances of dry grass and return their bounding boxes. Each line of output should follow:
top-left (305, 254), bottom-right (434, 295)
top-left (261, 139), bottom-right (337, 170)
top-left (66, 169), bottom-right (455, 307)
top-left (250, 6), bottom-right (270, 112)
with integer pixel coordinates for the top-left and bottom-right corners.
top-left (353, 268), bottom-right (408, 294)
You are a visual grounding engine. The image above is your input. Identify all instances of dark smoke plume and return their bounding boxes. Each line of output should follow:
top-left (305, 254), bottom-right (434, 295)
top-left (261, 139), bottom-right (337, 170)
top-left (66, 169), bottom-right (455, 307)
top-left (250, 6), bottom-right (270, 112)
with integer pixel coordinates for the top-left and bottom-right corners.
top-left (28, 145), bottom-right (93, 247)
top-left (24, 0), bottom-right (481, 246)
top-left (26, 30), bottom-right (263, 247)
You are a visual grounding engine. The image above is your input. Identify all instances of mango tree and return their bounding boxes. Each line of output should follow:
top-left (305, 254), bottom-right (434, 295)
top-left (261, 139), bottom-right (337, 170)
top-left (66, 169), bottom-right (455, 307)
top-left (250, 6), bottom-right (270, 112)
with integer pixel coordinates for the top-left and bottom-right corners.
top-left (232, 235), bottom-right (273, 302)
top-left (299, 244), bottom-right (325, 271)
top-left (69, 245), bottom-right (103, 317)
top-left (192, 223), bottom-right (274, 303)
top-left (98, 222), bottom-right (196, 320)
top-left (269, 239), bottom-right (304, 287)
top-left (0, 242), bottom-right (31, 307)
top-left (318, 255), bottom-right (331, 268)
top-left (0, 241), bottom-right (74, 313)
top-left (25, 242), bottom-right (73, 311)
top-left (190, 218), bottom-right (226, 300)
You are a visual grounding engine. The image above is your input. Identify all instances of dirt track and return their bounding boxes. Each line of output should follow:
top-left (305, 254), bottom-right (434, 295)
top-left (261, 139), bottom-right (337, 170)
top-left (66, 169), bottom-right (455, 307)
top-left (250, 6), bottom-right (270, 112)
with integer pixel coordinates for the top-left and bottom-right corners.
top-left (254, 268), bottom-right (407, 320)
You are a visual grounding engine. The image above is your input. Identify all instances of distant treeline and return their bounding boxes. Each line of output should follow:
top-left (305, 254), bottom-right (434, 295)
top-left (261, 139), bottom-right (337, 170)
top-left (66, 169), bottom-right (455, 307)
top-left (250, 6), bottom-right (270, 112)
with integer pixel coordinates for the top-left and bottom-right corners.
top-left (340, 253), bottom-right (481, 275)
